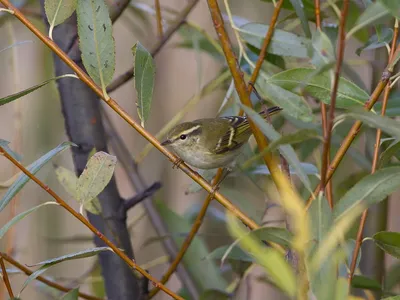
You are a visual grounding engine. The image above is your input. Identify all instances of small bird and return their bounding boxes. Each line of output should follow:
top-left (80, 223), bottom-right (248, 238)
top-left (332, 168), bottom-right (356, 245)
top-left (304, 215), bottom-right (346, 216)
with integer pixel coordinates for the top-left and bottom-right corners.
top-left (161, 106), bottom-right (282, 169)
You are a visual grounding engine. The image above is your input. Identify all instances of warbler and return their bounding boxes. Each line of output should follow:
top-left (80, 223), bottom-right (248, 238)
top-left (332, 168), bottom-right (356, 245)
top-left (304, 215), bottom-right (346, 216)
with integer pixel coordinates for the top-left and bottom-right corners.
top-left (161, 106), bottom-right (282, 169)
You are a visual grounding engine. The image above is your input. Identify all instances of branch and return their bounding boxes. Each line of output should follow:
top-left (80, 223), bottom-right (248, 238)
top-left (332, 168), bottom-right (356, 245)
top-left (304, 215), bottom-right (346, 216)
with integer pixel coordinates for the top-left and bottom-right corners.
top-left (0, 252), bottom-right (103, 300)
top-left (348, 19), bottom-right (399, 284)
top-left (319, 0), bottom-right (350, 209)
top-left (0, 147), bottom-right (183, 300)
top-left (154, 0), bottom-right (163, 38)
top-left (107, 0), bottom-right (200, 93)
top-left (123, 182), bottom-right (162, 211)
top-left (148, 168), bottom-right (225, 298)
top-left (0, 256), bottom-right (14, 298)
top-left (314, 0), bottom-right (333, 206)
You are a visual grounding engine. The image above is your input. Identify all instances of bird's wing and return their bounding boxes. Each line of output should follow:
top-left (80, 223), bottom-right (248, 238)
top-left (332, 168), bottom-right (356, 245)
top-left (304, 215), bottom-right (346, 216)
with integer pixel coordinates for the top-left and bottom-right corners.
top-left (212, 116), bottom-right (249, 154)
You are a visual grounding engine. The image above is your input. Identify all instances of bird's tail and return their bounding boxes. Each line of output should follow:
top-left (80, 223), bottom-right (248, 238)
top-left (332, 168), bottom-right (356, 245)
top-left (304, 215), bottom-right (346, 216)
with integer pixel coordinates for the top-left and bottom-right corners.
top-left (259, 106), bottom-right (283, 118)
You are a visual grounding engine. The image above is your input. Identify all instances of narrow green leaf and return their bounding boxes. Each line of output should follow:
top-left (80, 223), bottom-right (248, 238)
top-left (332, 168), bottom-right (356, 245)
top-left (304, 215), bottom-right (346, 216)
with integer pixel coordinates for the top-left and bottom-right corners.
top-left (351, 275), bottom-right (382, 291)
top-left (340, 108), bottom-right (400, 140)
top-left (356, 27), bottom-right (393, 56)
top-left (60, 288), bottom-right (79, 300)
top-left (379, 0), bottom-right (400, 19)
top-left (0, 202), bottom-right (59, 240)
top-left (289, 0), bottom-right (311, 38)
top-left (55, 165), bottom-right (102, 214)
top-left (310, 30), bottom-right (335, 67)
top-left (379, 140), bottom-right (400, 167)
top-left (262, 128), bottom-right (319, 154)
top-left (0, 75), bottom-right (75, 107)
top-left (76, 151), bottom-right (116, 205)
top-left (384, 262), bottom-right (400, 290)
top-left (207, 227), bottom-right (292, 263)
top-left (240, 104), bottom-right (313, 192)
top-left (250, 163), bottom-right (318, 176)
top-left (226, 213), bottom-right (296, 297)
top-left (333, 167), bottom-right (400, 220)
top-left (334, 277), bottom-right (349, 300)
top-left (348, 2), bottom-right (389, 39)
top-left (382, 296), bottom-right (400, 300)
top-left (268, 68), bottom-right (370, 107)
top-left (45, 0), bottom-right (77, 38)
top-left (259, 80), bottom-right (313, 122)
top-left (132, 42), bottom-right (156, 127)
top-left (199, 289), bottom-right (230, 300)
top-left (0, 41), bottom-right (33, 55)
top-left (309, 194), bottom-right (332, 243)
top-left (238, 23), bottom-right (311, 58)
top-left (19, 247), bottom-right (111, 296)
top-left (375, 91), bottom-right (400, 117)
top-left (0, 142), bottom-right (74, 213)
top-left (155, 199), bottom-right (228, 292)
top-left (0, 139), bottom-right (22, 162)
top-left (76, 0), bottom-right (115, 89)
top-left (373, 231), bottom-right (400, 259)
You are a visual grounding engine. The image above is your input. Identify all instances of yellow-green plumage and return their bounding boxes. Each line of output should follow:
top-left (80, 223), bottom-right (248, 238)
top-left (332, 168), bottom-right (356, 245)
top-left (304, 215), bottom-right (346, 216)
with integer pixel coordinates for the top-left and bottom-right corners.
top-left (161, 106), bottom-right (282, 169)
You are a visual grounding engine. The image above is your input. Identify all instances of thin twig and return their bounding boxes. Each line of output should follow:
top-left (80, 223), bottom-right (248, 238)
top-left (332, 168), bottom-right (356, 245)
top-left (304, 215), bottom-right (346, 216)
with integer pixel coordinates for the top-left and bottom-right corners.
top-left (0, 252), bottom-right (102, 300)
top-left (124, 182), bottom-right (162, 211)
top-left (319, 0), bottom-right (350, 209)
top-left (107, 0), bottom-right (200, 93)
top-left (305, 45), bottom-right (400, 209)
top-left (0, 257), bottom-right (14, 298)
top-left (314, 0), bottom-right (333, 206)
top-left (154, 0), bottom-right (163, 38)
top-left (148, 168), bottom-right (225, 298)
top-left (0, 146), bottom-right (183, 300)
top-left (0, 0), bottom-right (263, 233)
top-left (348, 19), bottom-right (399, 284)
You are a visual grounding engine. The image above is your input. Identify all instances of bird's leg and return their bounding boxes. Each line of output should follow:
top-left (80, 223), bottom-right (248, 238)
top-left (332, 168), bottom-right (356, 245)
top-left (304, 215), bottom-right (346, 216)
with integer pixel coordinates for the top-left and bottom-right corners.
top-left (209, 167), bottom-right (232, 198)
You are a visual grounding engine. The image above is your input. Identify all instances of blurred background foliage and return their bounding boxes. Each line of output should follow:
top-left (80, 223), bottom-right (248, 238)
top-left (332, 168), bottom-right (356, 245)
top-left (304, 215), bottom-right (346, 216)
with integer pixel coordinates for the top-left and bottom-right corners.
top-left (1, 0), bottom-right (400, 299)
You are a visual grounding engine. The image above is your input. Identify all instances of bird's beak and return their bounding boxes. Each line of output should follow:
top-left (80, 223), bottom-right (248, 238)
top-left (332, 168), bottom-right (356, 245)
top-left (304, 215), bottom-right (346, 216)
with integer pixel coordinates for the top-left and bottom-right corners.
top-left (161, 139), bottom-right (172, 146)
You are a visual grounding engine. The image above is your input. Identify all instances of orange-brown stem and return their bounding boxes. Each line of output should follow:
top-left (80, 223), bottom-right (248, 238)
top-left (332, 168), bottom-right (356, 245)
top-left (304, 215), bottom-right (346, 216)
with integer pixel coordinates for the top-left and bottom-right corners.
top-left (0, 257), bottom-right (14, 298)
top-left (149, 168), bottom-right (225, 298)
top-left (0, 252), bottom-right (103, 300)
top-left (319, 0), bottom-right (350, 207)
top-left (0, 147), bottom-right (183, 300)
top-left (348, 21), bottom-right (399, 283)
top-left (154, 0), bottom-right (163, 38)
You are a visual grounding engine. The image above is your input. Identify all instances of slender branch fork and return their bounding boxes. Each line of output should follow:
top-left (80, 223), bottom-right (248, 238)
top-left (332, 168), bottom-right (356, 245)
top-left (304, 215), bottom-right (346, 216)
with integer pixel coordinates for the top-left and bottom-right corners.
top-left (319, 0), bottom-right (350, 208)
top-left (0, 0), bottom-right (262, 231)
top-left (0, 252), bottom-right (103, 300)
top-left (0, 148), bottom-right (183, 300)
top-left (348, 20), bottom-right (400, 284)
top-left (149, 2), bottom-right (285, 296)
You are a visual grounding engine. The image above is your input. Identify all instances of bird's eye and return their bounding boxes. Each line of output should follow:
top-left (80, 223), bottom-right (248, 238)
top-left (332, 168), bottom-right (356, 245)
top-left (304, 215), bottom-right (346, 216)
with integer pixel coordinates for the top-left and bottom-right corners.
top-left (180, 134), bottom-right (187, 140)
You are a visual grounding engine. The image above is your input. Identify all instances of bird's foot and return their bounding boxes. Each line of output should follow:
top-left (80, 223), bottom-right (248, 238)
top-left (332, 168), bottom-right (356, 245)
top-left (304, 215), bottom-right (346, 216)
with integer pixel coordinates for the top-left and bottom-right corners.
top-left (172, 158), bottom-right (184, 169)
